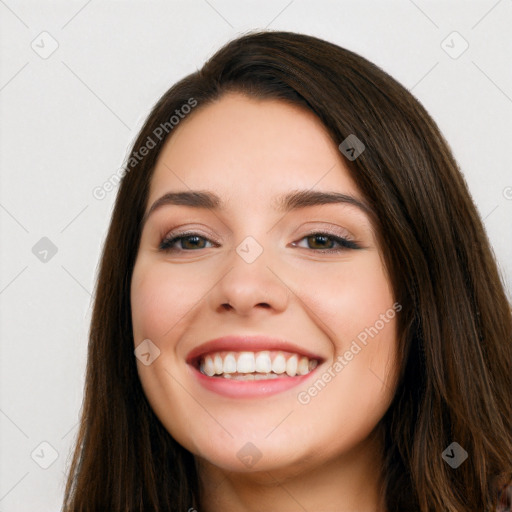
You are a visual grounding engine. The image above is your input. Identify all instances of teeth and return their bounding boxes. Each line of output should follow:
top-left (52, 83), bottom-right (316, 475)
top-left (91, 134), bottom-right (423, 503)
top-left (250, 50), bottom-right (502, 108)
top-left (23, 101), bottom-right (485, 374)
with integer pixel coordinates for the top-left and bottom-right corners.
top-left (213, 354), bottom-right (223, 374)
top-left (297, 356), bottom-right (309, 375)
top-left (255, 351), bottom-right (272, 373)
top-left (223, 353), bottom-right (237, 373)
top-left (254, 373), bottom-right (279, 380)
top-left (199, 350), bottom-right (319, 378)
top-left (204, 355), bottom-right (215, 377)
top-left (286, 354), bottom-right (298, 376)
top-left (237, 352), bottom-right (255, 373)
top-left (232, 373), bottom-right (254, 381)
top-left (224, 373), bottom-right (279, 380)
top-left (271, 353), bottom-right (287, 374)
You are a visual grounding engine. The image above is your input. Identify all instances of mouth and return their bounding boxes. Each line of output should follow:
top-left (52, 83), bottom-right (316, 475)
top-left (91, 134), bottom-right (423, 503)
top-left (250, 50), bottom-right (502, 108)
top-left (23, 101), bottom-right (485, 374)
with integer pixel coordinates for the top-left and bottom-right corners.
top-left (192, 350), bottom-right (319, 380)
top-left (186, 336), bottom-right (325, 398)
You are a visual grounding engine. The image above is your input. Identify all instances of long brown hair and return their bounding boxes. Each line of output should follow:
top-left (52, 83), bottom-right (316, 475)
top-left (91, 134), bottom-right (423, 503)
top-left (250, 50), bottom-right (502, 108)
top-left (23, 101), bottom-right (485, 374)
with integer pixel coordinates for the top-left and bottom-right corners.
top-left (62, 30), bottom-right (512, 511)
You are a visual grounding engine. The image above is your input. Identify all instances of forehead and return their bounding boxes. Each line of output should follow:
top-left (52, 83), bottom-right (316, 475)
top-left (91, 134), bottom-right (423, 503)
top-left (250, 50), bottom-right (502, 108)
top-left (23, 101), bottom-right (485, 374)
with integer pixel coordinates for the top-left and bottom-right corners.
top-left (148, 93), bottom-right (362, 206)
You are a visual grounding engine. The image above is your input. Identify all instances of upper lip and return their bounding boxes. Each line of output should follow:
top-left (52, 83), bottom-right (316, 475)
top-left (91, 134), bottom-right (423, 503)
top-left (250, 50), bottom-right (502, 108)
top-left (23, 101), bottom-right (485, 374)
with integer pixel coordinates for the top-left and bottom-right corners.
top-left (186, 335), bottom-right (325, 364)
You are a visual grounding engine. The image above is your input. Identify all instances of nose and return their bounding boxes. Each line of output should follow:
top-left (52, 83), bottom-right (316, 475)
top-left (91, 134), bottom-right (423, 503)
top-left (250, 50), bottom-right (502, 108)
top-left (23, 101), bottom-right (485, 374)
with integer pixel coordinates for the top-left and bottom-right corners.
top-left (208, 243), bottom-right (289, 317)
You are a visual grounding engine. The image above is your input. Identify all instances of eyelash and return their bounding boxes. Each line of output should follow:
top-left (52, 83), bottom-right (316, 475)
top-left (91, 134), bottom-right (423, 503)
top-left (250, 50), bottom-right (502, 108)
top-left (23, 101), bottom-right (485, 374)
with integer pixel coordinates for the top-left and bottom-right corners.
top-left (158, 231), bottom-right (360, 253)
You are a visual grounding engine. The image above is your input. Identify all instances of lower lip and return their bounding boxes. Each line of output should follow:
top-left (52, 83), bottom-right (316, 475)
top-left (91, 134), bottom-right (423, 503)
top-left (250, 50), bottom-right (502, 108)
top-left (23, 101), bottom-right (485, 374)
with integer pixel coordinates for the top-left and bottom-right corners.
top-left (190, 365), bottom-right (319, 398)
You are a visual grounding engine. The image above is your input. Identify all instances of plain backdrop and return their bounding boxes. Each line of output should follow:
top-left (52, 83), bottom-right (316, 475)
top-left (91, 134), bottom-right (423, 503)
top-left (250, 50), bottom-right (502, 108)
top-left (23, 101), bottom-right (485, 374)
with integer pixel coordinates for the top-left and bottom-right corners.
top-left (1, 1), bottom-right (511, 510)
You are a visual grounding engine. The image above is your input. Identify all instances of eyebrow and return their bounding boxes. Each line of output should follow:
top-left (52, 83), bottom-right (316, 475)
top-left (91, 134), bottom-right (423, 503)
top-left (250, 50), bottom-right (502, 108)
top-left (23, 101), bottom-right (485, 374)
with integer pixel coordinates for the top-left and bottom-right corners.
top-left (142, 189), bottom-right (372, 226)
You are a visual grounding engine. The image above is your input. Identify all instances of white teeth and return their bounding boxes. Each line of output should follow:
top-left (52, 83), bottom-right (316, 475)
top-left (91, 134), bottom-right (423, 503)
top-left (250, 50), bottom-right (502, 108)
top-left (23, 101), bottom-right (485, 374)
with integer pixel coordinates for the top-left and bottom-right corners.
top-left (213, 354), bottom-right (223, 374)
top-left (255, 351), bottom-right (272, 373)
top-left (223, 353), bottom-right (237, 373)
top-left (286, 354), bottom-right (298, 377)
top-left (297, 356), bottom-right (309, 375)
top-left (271, 353), bottom-right (287, 374)
top-left (204, 355), bottom-right (215, 377)
top-left (237, 352), bottom-right (255, 373)
top-left (199, 350), bottom-right (319, 378)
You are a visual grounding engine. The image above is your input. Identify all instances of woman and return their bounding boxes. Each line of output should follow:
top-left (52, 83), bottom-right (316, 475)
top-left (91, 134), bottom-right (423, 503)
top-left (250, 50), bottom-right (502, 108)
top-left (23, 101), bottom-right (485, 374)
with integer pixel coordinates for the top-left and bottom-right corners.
top-left (62, 30), bottom-right (512, 511)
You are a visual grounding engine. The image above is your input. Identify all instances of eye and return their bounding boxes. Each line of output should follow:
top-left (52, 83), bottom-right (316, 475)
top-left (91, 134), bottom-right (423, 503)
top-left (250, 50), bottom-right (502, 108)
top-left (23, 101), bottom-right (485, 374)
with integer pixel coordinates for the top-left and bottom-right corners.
top-left (159, 232), bottom-right (217, 252)
top-left (291, 232), bottom-right (360, 253)
top-left (159, 231), bottom-right (360, 253)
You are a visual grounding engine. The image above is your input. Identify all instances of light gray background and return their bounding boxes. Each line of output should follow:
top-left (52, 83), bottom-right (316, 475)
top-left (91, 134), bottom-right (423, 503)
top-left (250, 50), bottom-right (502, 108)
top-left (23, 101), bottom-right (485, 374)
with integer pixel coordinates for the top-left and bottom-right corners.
top-left (1, 1), bottom-right (511, 510)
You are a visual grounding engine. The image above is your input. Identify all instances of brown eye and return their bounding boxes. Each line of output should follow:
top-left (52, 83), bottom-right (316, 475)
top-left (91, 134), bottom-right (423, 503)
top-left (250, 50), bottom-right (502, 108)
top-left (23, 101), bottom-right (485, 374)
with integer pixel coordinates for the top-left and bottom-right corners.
top-left (306, 234), bottom-right (336, 250)
top-left (159, 233), bottom-right (215, 251)
top-left (292, 232), bottom-right (360, 252)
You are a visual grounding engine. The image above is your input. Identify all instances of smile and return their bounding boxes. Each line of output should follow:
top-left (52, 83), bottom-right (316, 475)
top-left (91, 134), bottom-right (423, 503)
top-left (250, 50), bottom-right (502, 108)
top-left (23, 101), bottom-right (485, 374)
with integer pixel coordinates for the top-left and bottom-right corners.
top-left (186, 335), bottom-right (324, 398)
top-left (198, 350), bottom-right (319, 379)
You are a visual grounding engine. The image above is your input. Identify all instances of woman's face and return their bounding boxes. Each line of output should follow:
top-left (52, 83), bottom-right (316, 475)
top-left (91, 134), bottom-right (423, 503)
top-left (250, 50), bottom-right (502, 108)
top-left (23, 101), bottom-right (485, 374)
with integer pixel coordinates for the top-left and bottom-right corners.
top-left (131, 93), bottom-right (399, 476)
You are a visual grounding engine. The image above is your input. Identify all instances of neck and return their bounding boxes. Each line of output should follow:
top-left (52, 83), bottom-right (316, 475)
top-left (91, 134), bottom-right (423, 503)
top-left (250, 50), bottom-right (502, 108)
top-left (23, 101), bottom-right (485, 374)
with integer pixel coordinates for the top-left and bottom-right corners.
top-left (195, 426), bottom-right (388, 512)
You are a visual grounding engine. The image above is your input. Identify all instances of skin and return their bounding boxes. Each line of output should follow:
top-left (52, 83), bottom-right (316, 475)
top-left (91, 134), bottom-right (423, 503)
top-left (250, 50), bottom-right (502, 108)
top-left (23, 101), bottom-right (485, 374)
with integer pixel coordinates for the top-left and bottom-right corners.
top-left (131, 93), bottom-right (400, 512)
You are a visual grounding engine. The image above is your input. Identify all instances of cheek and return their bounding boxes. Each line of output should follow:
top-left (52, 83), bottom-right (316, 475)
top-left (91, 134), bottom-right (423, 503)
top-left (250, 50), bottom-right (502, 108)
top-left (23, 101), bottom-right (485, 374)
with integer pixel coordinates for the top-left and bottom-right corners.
top-left (293, 253), bottom-right (398, 440)
top-left (131, 259), bottom-right (203, 342)
top-left (130, 260), bottom-right (201, 446)
top-left (297, 252), bottom-right (395, 345)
